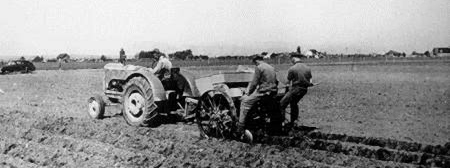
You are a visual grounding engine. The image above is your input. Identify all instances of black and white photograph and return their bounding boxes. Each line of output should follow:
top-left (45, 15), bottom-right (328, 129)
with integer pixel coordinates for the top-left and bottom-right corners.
top-left (0, 0), bottom-right (449, 167)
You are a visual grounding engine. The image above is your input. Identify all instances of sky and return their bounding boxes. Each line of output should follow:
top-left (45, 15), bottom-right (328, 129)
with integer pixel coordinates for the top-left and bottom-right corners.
top-left (0, 0), bottom-right (449, 58)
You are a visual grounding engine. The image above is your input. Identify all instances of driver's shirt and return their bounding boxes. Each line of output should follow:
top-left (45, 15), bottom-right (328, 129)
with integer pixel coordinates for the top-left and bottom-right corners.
top-left (248, 62), bottom-right (278, 94)
top-left (152, 57), bottom-right (172, 74)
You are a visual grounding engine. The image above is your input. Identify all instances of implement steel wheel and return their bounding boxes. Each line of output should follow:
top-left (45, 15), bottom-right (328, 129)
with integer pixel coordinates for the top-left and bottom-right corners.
top-left (195, 90), bottom-right (237, 139)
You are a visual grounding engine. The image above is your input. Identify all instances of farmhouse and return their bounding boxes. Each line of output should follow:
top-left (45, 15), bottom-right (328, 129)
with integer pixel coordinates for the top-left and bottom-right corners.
top-left (432, 47), bottom-right (450, 57)
top-left (305, 49), bottom-right (322, 59)
top-left (385, 50), bottom-right (403, 57)
top-left (410, 51), bottom-right (425, 57)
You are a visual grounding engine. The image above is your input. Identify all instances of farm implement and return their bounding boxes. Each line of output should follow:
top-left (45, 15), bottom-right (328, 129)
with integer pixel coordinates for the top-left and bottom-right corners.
top-left (88, 63), bottom-right (285, 142)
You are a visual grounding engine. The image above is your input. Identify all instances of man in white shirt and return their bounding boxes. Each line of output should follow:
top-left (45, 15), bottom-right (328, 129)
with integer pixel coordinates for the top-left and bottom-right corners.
top-left (151, 54), bottom-right (172, 80)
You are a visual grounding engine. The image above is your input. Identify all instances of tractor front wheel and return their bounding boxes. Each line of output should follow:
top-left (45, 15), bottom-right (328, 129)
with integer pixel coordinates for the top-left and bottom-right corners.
top-left (122, 77), bottom-right (159, 127)
top-left (88, 95), bottom-right (105, 119)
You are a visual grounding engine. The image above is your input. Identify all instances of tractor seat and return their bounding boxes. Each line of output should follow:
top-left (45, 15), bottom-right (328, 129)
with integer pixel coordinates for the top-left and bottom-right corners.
top-left (258, 94), bottom-right (278, 112)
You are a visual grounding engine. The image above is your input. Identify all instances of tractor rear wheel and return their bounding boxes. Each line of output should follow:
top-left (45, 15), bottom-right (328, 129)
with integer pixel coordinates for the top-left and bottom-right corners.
top-left (122, 77), bottom-right (159, 127)
top-left (195, 90), bottom-right (237, 139)
top-left (88, 95), bottom-right (105, 119)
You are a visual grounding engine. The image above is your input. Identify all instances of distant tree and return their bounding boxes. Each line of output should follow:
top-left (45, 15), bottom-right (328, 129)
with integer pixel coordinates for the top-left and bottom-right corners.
top-left (289, 52), bottom-right (305, 58)
top-left (169, 49), bottom-right (193, 60)
top-left (57, 53), bottom-right (70, 63)
top-left (424, 51), bottom-right (430, 57)
top-left (137, 48), bottom-right (165, 60)
top-left (47, 59), bottom-right (58, 62)
top-left (270, 53), bottom-right (280, 59)
top-left (100, 55), bottom-right (107, 62)
top-left (199, 55), bottom-right (209, 60)
top-left (248, 54), bottom-right (259, 60)
top-left (137, 51), bottom-right (152, 60)
top-left (402, 52), bottom-right (406, 57)
top-left (32, 56), bottom-right (44, 62)
top-left (19, 56), bottom-right (26, 61)
top-left (217, 56), bottom-right (226, 60)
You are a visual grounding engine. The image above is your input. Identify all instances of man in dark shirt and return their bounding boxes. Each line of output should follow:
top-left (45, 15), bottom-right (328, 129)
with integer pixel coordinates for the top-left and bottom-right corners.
top-left (280, 54), bottom-right (313, 128)
top-left (237, 56), bottom-right (278, 139)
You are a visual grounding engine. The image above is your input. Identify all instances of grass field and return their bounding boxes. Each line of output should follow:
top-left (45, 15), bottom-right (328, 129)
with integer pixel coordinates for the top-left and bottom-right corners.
top-left (0, 59), bottom-right (449, 167)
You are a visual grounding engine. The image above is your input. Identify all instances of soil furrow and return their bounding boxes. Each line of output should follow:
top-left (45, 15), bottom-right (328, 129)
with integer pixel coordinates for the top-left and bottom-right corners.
top-left (306, 131), bottom-right (450, 156)
top-left (32, 116), bottom-right (187, 155)
top-left (32, 116), bottom-right (392, 167)
top-left (309, 139), bottom-right (450, 167)
top-left (0, 153), bottom-right (42, 168)
top-left (0, 136), bottom-right (114, 167)
top-left (258, 134), bottom-right (449, 167)
top-left (0, 111), bottom-right (427, 167)
top-left (0, 112), bottom-right (169, 167)
top-left (190, 138), bottom-right (416, 168)
top-left (0, 125), bottom-right (166, 167)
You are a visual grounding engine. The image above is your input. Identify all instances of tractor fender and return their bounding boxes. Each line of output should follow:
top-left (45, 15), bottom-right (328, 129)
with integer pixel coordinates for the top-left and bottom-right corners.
top-left (179, 70), bottom-right (201, 97)
top-left (125, 71), bottom-right (167, 102)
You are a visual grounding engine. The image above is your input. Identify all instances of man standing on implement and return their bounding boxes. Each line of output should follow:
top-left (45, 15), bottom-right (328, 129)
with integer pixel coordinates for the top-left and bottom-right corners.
top-left (280, 54), bottom-right (313, 129)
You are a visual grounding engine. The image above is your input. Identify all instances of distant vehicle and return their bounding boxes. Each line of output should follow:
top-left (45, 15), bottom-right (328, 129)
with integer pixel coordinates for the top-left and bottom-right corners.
top-left (1, 60), bottom-right (36, 74)
top-left (432, 47), bottom-right (450, 57)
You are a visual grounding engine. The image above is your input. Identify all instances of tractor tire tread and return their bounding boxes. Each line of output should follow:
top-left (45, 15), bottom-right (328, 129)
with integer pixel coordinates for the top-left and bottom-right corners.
top-left (123, 77), bottom-right (158, 127)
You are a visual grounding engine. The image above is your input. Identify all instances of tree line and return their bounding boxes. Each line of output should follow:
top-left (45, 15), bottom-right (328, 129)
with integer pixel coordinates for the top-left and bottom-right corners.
top-left (19, 46), bottom-right (436, 63)
top-left (135, 49), bottom-right (209, 61)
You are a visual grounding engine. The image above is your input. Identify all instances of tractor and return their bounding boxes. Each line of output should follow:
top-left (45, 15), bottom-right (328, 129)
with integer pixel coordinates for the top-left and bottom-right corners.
top-left (87, 63), bottom-right (201, 127)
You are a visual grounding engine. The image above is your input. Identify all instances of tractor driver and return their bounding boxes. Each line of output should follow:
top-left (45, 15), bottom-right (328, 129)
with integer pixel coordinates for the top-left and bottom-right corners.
top-left (237, 55), bottom-right (278, 140)
top-left (150, 54), bottom-right (172, 81)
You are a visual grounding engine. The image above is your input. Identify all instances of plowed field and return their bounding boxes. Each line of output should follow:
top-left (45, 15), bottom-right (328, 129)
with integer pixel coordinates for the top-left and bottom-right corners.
top-left (0, 61), bottom-right (449, 167)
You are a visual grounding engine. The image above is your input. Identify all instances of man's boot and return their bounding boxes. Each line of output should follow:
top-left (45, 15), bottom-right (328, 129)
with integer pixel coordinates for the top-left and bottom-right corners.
top-left (236, 123), bottom-right (253, 143)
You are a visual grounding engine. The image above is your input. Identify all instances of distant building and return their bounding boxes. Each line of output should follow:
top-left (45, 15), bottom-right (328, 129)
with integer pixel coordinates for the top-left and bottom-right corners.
top-left (46, 59), bottom-right (58, 62)
top-left (305, 49), bottom-right (321, 59)
top-left (56, 53), bottom-right (71, 63)
top-left (432, 47), bottom-right (450, 57)
top-left (263, 53), bottom-right (273, 59)
top-left (385, 50), bottom-right (402, 57)
top-left (411, 51), bottom-right (425, 57)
